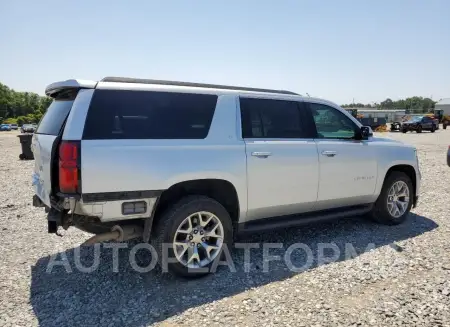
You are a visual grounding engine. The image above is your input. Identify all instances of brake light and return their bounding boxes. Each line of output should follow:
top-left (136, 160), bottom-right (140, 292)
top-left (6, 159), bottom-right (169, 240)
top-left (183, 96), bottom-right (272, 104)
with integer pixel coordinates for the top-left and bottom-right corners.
top-left (59, 141), bottom-right (80, 193)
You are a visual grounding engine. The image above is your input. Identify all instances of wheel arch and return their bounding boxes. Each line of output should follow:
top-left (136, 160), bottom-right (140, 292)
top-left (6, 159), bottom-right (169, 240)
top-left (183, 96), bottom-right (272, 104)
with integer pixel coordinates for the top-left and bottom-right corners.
top-left (145, 178), bottom-right (241, 241)
top-left (382, 164), bottom-right (417, 205)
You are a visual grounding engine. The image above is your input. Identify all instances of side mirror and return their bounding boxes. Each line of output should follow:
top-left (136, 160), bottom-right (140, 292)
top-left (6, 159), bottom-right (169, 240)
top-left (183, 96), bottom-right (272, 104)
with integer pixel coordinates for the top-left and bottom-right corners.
top-left (359, 126), bottom-right (371, 140)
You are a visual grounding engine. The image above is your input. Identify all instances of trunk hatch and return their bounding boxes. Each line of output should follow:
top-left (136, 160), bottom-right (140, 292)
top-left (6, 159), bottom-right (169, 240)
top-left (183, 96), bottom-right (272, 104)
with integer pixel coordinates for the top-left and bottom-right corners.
top-left (32, 89), bottom-right (79, 207)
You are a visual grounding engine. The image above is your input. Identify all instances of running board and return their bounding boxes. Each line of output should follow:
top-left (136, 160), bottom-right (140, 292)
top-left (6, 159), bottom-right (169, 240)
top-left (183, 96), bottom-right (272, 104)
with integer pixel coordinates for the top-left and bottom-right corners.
top-left (238, 204), bottom-right (373, 234)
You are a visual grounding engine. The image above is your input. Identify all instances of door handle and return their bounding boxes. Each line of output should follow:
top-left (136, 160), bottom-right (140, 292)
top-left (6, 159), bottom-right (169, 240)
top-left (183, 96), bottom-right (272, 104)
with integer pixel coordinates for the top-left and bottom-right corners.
top-left (251, 151), bottom-right (272, 158)
top-left (321, 150), bottom-right (337, 157)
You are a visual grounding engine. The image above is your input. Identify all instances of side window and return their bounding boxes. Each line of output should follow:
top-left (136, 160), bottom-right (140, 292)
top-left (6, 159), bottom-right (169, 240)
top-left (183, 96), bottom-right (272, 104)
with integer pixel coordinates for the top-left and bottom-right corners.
top-left (83, 90), bottom-right (218, 140)
top-left (240, 98), bottom-right (305, 138)
top-left (309, 103), bottom-right (358, 139)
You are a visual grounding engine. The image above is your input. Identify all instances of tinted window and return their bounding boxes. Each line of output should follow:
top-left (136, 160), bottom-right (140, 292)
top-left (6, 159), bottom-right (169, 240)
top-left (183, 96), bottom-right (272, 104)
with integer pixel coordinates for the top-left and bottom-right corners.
top-left (309, 103), bottom-right (358, 139)
top-left (240, 98), bottom-right (305, 138)
top-left (36, 100), bottom-right (73, 135)
top-left (83, 90), bottom-right (218, 140)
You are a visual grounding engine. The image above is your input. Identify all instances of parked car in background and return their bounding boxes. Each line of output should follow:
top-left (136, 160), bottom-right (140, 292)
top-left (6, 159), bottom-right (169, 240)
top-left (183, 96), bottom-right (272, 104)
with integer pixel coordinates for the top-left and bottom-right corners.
top-left (21, 124), bottom-right (35, 133)
top-left (402, 116), bottom-right (437, 133)
top-left (0, 124), bottom-right (11, 131)
top-left (32, 77), bottom-right (421, 277)
top-left (10, 124), bottom-right (18, 130)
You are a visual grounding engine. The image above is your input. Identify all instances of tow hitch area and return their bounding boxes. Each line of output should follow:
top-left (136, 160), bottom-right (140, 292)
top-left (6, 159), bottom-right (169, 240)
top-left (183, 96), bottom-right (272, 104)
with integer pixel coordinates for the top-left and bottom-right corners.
top-left (47, 208), bottom-right (63, 234)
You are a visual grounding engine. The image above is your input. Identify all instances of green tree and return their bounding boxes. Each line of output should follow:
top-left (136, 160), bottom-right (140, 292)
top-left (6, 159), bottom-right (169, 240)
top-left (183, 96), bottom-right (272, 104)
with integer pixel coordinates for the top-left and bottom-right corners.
top-left (0, 82), bottom-right (53, 124)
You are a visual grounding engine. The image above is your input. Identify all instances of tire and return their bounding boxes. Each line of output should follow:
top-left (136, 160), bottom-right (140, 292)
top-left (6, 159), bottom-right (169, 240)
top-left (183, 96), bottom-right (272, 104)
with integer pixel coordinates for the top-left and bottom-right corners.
top-left (151, 195), bottom-right (233, 278)
top-left (19, 154), bottom-right (25, 160)
top-left (370, 171), bottom-right (413, 225)
top-left (444, 124), bottom-right (447, 130)
top-left (431, 125), bottom-right (436, 133)
top-left (402, 128), bottom-right (407, 133)
top-left (416, 125), bottom-right (422, 133)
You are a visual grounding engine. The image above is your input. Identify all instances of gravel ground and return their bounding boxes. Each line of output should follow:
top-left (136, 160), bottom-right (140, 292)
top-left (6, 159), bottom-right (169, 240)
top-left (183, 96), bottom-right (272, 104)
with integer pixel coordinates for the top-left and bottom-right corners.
top-left (0, 128), bottom-right (449, 327)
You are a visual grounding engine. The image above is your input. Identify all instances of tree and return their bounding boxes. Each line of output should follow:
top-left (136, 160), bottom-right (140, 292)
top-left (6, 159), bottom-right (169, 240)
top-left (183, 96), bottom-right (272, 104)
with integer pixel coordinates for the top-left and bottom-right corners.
top-left (0, 82), bottom-right (52, 124)
top-left (380, 98), bottom-right (394, 109)
top-left (342, 96), bottom-right (436, 110)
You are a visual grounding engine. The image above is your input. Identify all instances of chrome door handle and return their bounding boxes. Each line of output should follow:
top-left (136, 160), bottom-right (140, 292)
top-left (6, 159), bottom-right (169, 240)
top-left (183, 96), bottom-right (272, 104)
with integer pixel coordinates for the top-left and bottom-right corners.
top-left (321, 150), bottom-right (337, 157)
top-left (251, 151), bottom-right (272, 158)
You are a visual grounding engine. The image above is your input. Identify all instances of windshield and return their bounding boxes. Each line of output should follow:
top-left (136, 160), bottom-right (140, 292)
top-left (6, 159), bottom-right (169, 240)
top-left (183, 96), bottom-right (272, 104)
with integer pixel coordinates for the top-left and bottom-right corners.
top-left (411, 116), bottom-right (423, 122)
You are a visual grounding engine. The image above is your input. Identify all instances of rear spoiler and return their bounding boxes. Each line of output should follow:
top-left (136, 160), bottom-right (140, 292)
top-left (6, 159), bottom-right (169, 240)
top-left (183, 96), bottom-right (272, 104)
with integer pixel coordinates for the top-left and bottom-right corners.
top-left (45, 79), bottom-right (97, 97)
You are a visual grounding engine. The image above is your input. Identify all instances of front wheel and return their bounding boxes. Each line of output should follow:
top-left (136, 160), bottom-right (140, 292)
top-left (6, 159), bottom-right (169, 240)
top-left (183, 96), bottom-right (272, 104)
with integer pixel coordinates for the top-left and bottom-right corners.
top-left (416, 125), bottom-right (422, 133)
top-left (151, 195), bottom-right (233, 278)
top-left (431, 125), bottom-right (436, 133)
top-left (370, 171), bottom-right (413, 225)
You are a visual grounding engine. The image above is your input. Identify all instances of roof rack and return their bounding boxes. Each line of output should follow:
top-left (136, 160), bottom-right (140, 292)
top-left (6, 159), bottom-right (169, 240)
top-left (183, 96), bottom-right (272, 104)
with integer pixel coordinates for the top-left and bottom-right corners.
top-left (101, 76), bottom-right (299, 96)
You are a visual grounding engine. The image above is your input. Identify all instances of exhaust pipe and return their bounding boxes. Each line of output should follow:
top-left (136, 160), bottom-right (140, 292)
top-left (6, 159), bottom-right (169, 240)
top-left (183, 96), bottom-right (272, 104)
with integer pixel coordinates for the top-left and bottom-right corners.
top-left (82, 225), bottom-right (143, 246)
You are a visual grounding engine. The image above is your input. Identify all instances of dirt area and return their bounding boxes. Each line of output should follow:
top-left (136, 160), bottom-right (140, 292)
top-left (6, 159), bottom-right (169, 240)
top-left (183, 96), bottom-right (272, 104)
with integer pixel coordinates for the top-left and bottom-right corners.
top-left (0, 129), bottom-right (449, 327)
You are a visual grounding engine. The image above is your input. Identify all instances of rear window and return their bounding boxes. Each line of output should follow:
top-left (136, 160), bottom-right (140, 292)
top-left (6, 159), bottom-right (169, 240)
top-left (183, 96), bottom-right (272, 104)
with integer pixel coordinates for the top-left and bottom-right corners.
top-left (36, 89), bottom-right (78, 136)
top-left (35, 100), bottom-right (73, 135)
top-left (83, 90), bottom-right (218, 140)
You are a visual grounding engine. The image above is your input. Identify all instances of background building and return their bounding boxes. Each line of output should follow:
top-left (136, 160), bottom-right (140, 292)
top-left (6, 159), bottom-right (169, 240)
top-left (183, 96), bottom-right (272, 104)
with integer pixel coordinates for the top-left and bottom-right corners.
top-left (435, 98), bottom-right (450, 116)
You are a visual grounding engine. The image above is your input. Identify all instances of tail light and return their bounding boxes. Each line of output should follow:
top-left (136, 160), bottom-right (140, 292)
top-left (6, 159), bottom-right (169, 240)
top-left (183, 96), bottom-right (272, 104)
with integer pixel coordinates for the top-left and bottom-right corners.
top-left (59, 141), bottom-right (80, 193)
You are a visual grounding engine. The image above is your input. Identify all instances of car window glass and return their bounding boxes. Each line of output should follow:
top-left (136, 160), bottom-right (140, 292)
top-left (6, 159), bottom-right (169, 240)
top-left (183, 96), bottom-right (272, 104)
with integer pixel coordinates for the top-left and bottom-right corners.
top-left (35, 100), bottom-right (73, 135)
top-left (309, 103), bottom-right (357, 139)
top-left (240, 98), bottom-right (305, 138)
top-left (83, 90), bottom-right (218, 139)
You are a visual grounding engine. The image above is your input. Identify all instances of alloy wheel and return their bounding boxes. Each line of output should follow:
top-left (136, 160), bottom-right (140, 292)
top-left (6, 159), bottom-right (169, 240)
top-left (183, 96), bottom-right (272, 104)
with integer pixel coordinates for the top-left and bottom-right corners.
top-left (387, 181), bottom-right (410, 218)
top-left (173, 211), bottom-right (224, 268)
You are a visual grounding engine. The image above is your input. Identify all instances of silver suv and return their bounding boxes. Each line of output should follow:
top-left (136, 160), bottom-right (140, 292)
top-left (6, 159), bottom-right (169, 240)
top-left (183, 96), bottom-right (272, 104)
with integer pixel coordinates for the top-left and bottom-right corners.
top-left (32, 77), bottom-right (421, 277)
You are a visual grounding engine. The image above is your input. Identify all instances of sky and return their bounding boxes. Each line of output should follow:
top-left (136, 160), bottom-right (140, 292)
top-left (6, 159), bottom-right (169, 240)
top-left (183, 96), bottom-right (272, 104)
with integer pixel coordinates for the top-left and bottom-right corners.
top-left (1, 0), bottom-right (449, 105)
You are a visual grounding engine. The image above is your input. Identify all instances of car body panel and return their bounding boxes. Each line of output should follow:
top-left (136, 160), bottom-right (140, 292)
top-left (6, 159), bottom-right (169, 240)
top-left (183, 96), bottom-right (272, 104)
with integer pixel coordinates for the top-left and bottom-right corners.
top-left (31, 134), bottom-right (57, 207)
top-left (32, 78), bottom-right (421, 226)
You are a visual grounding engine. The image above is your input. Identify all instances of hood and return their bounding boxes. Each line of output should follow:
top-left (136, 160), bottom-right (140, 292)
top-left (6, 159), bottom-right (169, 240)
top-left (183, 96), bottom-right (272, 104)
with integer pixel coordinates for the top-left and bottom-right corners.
top-left (370, 136), bottom-right (403, 144)
top-left (370, 136), bottom-right (416, 150)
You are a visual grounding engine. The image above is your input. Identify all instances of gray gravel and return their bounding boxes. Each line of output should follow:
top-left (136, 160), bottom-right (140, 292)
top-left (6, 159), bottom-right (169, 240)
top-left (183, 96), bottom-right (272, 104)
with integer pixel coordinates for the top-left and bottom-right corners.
top-left (1, 128), bottom-right (450, 327)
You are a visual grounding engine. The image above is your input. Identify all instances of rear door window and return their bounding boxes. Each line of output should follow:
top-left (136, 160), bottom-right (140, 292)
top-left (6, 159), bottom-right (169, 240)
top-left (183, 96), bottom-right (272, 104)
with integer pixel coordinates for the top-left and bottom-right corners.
top-left (83, 90), bottom-right (218, 140)
top-left (240, 97), bottom-right (306, 138)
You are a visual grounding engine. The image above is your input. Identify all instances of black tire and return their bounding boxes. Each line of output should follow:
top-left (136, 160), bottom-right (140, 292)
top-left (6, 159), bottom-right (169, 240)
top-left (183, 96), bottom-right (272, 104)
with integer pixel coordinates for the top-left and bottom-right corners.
top-left (402, 128), bottom-right (407, 133)
top-left (416, 125), bottom-right (422, 133)
top-left (370, 171), bottom-right (413, 225)
top-left (151, 195), bottom-right (233, 278)
top-left (444, 124), bottom-right (447, 130)
top-left (19, 154), bottom-right (25, 160)
top-left (431, 124), bottom-right (436, 133)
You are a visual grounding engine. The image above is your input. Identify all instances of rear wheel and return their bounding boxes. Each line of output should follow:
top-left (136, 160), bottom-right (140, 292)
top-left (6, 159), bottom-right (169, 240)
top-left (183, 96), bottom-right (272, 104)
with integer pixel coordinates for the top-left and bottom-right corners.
top-left (370, 171), bottom-right (413, 225)
top-left (431, 124), bottom-right (436, 133)
top-left (416, 125), bottom-right (422, 133)
top-left (151, 195), bottom-right (233, 278)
